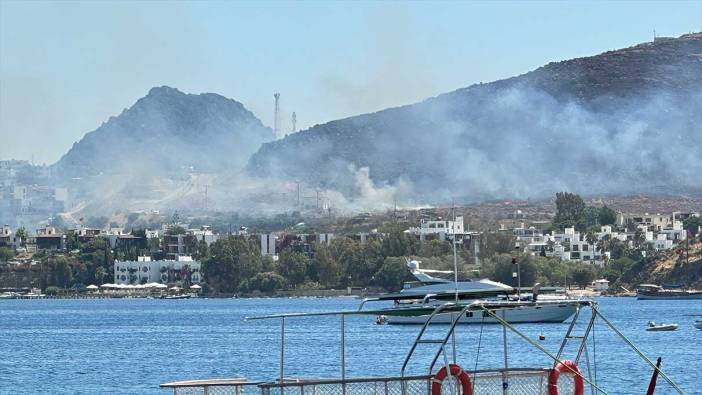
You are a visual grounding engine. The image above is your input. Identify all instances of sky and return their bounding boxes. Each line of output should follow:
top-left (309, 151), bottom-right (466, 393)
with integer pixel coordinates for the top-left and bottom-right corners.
top-left (1, 1), bottom-right (700, 164)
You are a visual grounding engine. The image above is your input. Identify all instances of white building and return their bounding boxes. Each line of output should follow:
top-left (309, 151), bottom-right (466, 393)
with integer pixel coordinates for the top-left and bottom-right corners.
top-left (592, 279), bottom-right (610, 292)
top-left (409, 216), bottom-right (466, 241)
top-left (0, 225), bottom-right (22, 250)
top-left (189, 225), bottom-right (219, 245)
top-left (114, 256), bottom-right (202, 285)
top-left (261, 233), bottom-right (278, 257)
top-left (513, 224), bottom-right (546, 244)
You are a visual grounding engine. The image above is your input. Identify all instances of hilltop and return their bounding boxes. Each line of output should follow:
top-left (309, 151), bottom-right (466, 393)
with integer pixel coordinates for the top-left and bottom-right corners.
top-left (55, 86), bottom-right (273, 177)
top-left (248, 33), bottom-right (702, 204)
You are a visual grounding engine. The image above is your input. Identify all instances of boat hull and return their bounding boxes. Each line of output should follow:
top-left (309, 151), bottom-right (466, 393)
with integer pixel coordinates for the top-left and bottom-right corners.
top-left (636, 293), bottom-right (702, 300)
top-left (386, 303), bottom-right (577, 325)
top-left (646, 325), bottom-right (678, 331)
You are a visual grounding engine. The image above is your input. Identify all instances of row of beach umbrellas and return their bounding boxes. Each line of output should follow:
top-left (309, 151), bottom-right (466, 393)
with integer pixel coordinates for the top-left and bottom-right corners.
top-left (95, 283), bottom-right (201, 290)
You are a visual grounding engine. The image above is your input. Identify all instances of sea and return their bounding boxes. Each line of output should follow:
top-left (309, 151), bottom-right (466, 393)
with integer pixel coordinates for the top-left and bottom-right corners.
top-left (1, 297), bottom-right (700, 394)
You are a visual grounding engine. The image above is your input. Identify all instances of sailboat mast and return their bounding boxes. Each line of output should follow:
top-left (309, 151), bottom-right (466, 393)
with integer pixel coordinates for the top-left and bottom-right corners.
top-left (452, 204), bottom-right (458, 302)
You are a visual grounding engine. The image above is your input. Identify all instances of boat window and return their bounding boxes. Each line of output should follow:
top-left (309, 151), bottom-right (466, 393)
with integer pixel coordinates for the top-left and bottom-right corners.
top-left (465, 311), bottom-right (473, 318)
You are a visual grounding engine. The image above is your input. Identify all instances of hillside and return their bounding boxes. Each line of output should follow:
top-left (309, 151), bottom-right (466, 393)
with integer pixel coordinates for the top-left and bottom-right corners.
top-left (619, 240), bottom-right (702, 289)
top-left (55, 86), bottom-right (273, 177)
top-left (248, 33), bottom-right (702, 203)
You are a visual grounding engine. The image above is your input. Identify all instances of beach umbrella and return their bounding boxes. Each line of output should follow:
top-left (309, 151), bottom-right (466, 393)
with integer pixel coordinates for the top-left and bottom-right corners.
top-left (86, 285), bottom-right (99, 290)
top-left (189, 284), bottom-right (201, 290)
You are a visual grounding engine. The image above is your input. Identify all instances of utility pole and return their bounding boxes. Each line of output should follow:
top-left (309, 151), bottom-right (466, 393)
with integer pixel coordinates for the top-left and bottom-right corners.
top-left (295, 180), bottom-right (300, 209)
top-left (273, 93), bottom-right (281, 138)
top-left (513, 244), bottom-right (521, 300)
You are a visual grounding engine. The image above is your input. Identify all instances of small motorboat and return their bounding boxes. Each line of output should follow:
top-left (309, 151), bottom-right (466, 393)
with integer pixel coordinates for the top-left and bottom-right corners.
top-left (646, 321), bottom-right (678, 331)
top-left (695, 320), bottom-right (702, 330)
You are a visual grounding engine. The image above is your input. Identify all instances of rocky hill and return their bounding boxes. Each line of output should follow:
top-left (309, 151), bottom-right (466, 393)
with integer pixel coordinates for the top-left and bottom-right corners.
top-left (55, 86), bottom-right (273, 177)
top-left (619, 240), bottom-right (702, 289)
top-left (248, 33), bottom-right (702, 203)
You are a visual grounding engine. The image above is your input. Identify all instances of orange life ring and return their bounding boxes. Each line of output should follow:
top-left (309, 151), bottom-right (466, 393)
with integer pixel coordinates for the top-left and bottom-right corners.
top-left (548, 360), bottom-right (584, 395)
top-left (431, 364), bottom-right (473, 395)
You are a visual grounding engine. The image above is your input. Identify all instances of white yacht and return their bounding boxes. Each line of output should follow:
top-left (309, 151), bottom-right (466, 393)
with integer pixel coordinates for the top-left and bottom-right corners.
top-left (380, 260), bottom-right (578, 324)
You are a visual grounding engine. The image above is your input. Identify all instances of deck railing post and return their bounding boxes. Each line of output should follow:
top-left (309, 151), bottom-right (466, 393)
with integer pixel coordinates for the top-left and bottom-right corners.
top-left (280, 317), bottom-right (285, 395)
top-left (341, 314), bottom-right (346, 395)
top-left (502, 309), bottom-right (509, 395)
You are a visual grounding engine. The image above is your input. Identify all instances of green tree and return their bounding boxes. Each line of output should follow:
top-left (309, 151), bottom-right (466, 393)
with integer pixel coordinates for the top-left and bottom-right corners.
top-left (683, 216), bottom-right (702, 238)
top-left (608, 257), bottom-right (634, 277)
top-left (372, 257), bottom-right (409, 291)
top-left (15, 227), bottom-right (27, 247)
top-left (166, 225), bottom-right (186, 235)
top-left (52, 257), bottom-right (73, 288)
top-left (79, 237), bottom-right (114, 284)
top-left (204, 236), bottom-right (262, 293)
top-left (569, 263), bottom-right (596, 289)
top-left (261, 255), bottom-right (277, 272)
top-left (609, 239), bottom-right (628, 260)
top-left (381, 229), bottom-right (411, 258)
top-left (278, 248), bottom-right (309, 286)
top-left (66, 231), bottom-right (82, 251)
top-left (583, 206), bottom-right (600, 228)
top-left (355, 239), bottom-right (386, 286)
top-left (419, 239), bottom-right (452, 257)
top-left (245, 272), bottom-right (286, 293)
top-left (480, 232), bottom-right (516, 259)
top-left (0, 247), bottom-right (15, 262)
top-left (482, 254), bottom-right (537, 287)
top-left (329, 237), bottom-right (363, 286)
top-left (553, 192), bottom-right (586, 231)
top-left (598, 206), bottom-right (617, 226)
top-left (311, 243), bottom-right (341, 287)
top-left (95, 266), bottom-right (108, 285)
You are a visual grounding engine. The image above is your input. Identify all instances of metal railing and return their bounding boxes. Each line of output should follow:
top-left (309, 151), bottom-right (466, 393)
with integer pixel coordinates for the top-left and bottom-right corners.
top-left (258, 375), bottom-right (432, 395)
top-left (160, 379), bottom-right (262, 395)
top-left (158, 368), bottom-right (564, 395)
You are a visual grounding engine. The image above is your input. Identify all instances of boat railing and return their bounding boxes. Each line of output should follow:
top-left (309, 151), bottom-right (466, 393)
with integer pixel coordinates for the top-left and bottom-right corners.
top-left (160, 378), bottom-right (262, 395)
top-left (257, 368), bottom-right (556, 395)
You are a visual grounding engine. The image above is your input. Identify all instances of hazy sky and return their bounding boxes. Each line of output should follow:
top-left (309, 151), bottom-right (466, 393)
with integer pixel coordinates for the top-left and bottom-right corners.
top-left (1, 1), bottom-right (700, 164)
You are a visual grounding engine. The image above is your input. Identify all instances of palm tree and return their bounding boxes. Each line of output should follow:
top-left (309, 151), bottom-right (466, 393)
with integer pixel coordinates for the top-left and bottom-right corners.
top-left (585, 231), bottom-right (598, 261)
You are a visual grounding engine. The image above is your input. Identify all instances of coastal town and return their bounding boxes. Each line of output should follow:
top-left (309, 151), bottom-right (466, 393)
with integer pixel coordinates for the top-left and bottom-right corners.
top-left (2, 192), bottom-right (701, 299)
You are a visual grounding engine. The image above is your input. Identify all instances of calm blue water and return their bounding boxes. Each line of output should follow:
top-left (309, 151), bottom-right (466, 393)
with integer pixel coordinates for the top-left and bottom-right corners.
top-left (1, 297), bottom-right (700, 394)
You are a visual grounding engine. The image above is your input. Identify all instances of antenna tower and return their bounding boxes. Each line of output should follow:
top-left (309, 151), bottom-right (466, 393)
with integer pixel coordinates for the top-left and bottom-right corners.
top-left (292, 112), bottom-right (297, 133)
top-left (273, 93), bottom-right (281, 137)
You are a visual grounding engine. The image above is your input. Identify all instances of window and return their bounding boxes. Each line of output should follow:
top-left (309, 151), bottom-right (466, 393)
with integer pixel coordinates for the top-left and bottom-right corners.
top-left (583, 245), bottom-right (589, 251)
top-left (142, 266), bottom-right (148, 272)
top-left (572, 245), bottom-right (579, 251)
